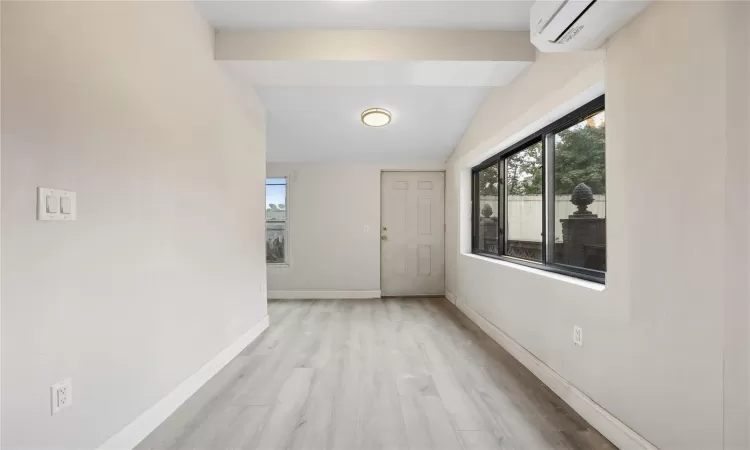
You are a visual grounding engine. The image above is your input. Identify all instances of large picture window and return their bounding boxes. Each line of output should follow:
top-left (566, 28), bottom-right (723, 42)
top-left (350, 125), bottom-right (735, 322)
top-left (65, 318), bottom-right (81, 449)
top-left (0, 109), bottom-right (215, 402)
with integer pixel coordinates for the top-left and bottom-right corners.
top-left (472, 96), bottom-right (605, 282)
top-left (265, 177), bottom-right (287, 264)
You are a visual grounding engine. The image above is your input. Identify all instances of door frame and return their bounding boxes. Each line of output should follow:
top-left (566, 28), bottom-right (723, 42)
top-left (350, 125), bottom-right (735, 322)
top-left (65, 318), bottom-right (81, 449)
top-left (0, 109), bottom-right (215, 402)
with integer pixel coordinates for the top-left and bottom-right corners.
top-left (379, 170), bottom-right (446, 297)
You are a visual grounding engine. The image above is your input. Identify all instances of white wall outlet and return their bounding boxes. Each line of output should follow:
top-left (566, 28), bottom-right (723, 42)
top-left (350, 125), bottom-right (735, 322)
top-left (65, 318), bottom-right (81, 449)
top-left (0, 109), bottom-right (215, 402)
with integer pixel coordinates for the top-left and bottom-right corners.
top-left (573, 326), bottom-right (583, 346)
top-left (38, 187), bottom-right (76, 221)
top-left (50, 378), bottom-right (73, 415)
top-left (363, 225), bottom-right (370, 233)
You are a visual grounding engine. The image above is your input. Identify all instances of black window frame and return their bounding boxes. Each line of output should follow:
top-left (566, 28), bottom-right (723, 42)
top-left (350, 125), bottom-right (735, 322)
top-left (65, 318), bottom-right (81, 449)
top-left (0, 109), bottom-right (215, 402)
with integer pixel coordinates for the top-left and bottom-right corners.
top-left (471, 95), bottom-right (606, 283)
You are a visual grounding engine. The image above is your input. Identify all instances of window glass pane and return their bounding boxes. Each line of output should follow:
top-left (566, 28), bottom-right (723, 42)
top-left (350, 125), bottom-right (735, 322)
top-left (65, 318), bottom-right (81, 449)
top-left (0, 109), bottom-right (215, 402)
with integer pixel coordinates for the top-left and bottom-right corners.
top-left (505, 142), bottom-right (543, 262)
top-left (266, 178), bottom-right (287, 264)
top-left (476, 164), bottom-right (500, 254)
top-left (552, 111), bottom-right (606, 271)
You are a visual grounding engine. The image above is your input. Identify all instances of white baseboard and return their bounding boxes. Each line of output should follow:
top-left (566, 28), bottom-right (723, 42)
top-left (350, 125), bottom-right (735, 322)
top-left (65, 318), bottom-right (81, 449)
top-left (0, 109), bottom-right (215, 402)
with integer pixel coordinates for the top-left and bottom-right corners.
top-left (96, 315), bottom-right (270, 450)
top-left (445, 290), bottom-right (457, 305)
top-left (268, 290), bottom-right (381, 299)
top-left (452, 298), bottom-right (657, 450)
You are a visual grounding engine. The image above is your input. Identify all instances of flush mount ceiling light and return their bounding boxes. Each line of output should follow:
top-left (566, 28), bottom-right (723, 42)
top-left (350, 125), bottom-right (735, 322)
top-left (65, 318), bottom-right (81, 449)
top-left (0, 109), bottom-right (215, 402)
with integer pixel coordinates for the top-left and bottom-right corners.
top-left (361, 108), bottom-right (392, 127)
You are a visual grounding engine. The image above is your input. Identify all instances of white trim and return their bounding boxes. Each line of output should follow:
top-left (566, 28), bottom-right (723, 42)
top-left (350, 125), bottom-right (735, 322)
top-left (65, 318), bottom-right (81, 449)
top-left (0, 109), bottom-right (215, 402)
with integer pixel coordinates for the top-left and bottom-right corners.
top-left (96, 315), bottom-right (270, 450)
top-left (445, 291), bottom-right (457, 305)
top-left (452, 298), bottom-right (658, 450)
top-left (268, 290), bottom-right (381, 299)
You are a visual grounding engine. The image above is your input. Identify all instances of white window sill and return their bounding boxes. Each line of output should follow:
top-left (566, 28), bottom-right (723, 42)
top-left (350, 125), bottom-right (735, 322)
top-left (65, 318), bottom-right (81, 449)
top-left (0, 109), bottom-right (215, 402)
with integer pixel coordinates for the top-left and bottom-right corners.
top-left (461, 252), bottom-right (606, 292)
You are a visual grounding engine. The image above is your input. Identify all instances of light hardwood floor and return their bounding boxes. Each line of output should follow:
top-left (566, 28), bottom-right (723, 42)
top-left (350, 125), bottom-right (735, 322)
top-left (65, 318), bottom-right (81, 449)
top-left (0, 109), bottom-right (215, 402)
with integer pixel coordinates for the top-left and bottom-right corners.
top-left (137, 298), bottom-right (616, 450)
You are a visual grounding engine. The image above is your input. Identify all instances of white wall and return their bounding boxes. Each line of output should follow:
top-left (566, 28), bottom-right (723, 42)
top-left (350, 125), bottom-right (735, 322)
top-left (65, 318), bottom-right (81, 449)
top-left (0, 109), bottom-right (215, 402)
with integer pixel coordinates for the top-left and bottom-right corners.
top-left (723, 3), bottom-right (750, 448)
top-left (445, 49), bottom-right (606, 297)
top-left (266, 163), bottom-right (380, 294)
top-left (1, 2), bottom-right (267, 449)
top-left (446, 2), bottom-right (749, 449)
top-left (266, 162), bottom-right (443, 295)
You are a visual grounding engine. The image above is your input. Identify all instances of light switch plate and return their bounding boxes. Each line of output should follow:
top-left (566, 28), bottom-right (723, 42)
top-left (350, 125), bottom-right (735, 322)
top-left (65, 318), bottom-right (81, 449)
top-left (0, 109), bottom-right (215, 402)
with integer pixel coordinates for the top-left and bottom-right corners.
top-left (38, 187), bottom-right (76, 221)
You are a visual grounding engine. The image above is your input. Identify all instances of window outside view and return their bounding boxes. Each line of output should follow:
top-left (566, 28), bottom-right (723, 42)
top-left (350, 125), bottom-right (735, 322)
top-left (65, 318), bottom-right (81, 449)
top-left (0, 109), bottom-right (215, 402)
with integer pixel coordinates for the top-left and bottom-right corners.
top-left (473, 102), bottom-right (606, 278)
top-left (265, 178), bottom-right (287, 264)
top-left (477, 163), bottom-right (499, 254)
top-left (553, 111), bottom-right (606, 271)
top-left (506, 141), bottom-right (543, 261)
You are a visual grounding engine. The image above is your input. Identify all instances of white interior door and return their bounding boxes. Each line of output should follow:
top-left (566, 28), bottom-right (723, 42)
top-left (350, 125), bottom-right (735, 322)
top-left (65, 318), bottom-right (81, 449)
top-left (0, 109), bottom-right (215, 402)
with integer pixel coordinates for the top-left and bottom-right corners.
top-left (381, 171), bottom-right (445, 296)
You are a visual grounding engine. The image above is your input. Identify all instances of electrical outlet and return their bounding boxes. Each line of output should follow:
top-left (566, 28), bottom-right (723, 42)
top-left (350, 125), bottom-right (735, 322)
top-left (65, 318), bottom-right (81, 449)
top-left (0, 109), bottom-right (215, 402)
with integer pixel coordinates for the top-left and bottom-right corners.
top-left (50, 378), bottom-right (72, 415)
top-left (573, 326), bottom-right (583, 346)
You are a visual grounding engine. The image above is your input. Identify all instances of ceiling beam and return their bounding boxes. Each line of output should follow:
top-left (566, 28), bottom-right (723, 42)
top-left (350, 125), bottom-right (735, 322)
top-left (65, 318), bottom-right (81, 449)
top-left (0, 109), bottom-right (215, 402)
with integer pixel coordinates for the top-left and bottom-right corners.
top-left (215, 30), bottom-right (535, 62)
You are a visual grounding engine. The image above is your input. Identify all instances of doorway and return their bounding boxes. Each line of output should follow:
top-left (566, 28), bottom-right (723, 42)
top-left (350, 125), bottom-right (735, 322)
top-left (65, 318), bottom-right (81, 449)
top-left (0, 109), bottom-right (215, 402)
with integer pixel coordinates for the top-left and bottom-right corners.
top-left (380, 171), bottom-right (445, 296)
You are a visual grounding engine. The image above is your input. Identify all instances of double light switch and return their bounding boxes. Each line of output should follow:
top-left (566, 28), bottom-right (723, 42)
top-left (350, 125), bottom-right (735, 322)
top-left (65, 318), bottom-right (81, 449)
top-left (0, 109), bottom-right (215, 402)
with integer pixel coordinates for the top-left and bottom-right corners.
top-left (38, 187), bottom-right (76, 221)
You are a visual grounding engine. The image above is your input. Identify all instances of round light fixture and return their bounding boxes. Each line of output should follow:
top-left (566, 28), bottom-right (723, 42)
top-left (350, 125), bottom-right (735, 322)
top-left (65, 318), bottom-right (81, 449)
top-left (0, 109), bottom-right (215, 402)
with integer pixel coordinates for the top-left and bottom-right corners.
top-left (361, 108), bottom-right (392, 127)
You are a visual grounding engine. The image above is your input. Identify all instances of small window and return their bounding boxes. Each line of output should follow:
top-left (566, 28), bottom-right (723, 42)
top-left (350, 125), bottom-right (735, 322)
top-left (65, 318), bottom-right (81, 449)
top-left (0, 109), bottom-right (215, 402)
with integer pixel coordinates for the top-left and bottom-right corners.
top-left (471, 96), bottom-right (605, 282)
top-left (265, 177), bottom-right (287, 264)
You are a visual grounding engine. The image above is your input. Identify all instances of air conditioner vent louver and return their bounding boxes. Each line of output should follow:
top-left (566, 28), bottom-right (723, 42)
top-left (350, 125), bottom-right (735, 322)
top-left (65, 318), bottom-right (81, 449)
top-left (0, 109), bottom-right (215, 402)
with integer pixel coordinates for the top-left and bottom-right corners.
top-left (530, 0), bottom-right (653, 52)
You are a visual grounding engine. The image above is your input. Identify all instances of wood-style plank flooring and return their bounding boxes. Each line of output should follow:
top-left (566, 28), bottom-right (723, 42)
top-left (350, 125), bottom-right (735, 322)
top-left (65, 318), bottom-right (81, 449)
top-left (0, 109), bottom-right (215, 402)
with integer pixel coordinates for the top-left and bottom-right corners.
top-left (137, 298), bottom-right (616, 450)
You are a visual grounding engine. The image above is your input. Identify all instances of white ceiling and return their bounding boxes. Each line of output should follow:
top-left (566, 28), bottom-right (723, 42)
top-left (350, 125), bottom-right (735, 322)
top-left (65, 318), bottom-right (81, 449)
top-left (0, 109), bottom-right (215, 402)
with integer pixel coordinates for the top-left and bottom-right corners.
top-left (220, 59), bottom-right (530, 163)
top-left (196, 1), bottom-right (532, 31)
top-left (253, 86), bottom-right (490, 163)
top-left (208, 1), bottom-right (534, 164)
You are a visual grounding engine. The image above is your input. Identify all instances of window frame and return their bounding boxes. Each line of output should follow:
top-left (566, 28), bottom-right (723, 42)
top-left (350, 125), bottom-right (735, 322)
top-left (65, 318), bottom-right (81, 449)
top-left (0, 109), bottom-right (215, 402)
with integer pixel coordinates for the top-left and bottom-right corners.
top-left (471, 95), bottom-right (606, 283)
top-left (265, 176), bottom-right (289, 267)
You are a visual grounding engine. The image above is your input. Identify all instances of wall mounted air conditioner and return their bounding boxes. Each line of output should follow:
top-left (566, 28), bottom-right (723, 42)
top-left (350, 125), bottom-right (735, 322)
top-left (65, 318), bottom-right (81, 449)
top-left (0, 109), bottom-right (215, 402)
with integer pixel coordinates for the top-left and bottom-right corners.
top-left (530, 0), bottom-right (652, 52)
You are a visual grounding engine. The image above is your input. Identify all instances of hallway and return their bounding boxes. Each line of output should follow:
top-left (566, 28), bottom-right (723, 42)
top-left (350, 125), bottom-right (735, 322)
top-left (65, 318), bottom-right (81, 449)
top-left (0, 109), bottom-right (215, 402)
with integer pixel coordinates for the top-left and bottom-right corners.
top-left (137, 299), bottom-right (615, 450)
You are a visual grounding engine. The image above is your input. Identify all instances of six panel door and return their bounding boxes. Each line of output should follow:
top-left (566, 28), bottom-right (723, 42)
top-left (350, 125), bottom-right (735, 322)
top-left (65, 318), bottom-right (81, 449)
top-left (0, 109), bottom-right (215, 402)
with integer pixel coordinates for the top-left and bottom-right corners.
top-left (380, 171), bottom-right (445, 296)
